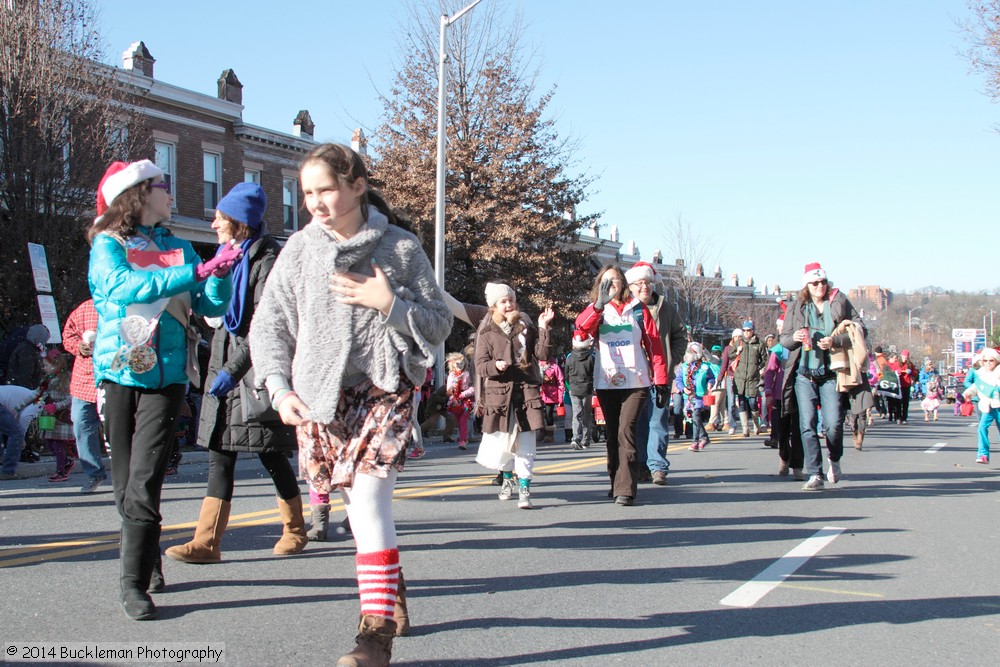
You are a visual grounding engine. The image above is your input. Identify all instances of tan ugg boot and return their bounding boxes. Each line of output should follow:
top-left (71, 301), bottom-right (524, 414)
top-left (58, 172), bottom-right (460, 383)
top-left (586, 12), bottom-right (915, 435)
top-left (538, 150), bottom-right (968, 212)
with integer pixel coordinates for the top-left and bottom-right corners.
top-left (336, 615), bottom-right (396, 667)
top-left (273, 495), bottom-right (309, 555)
top-left (165, 497), bottom-right (231, 564)
top-left (394, 571), bottom-right (410, 636)
top-left (739, 412), bottom-right (750, 437)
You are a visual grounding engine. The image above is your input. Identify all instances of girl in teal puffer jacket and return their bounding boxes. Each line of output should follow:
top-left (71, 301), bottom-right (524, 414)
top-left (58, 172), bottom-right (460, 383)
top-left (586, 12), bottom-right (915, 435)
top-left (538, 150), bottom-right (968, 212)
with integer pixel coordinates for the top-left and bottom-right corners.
top-left (88, 159), bottom-right (238, 621)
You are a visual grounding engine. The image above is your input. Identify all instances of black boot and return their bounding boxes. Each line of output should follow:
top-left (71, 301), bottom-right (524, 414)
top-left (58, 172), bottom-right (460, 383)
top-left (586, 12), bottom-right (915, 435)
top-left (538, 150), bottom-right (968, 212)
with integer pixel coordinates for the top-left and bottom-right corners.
top-left (149, 554), bottom-right (165, 594)
top-left (120, 521), bottom-right (160, 621)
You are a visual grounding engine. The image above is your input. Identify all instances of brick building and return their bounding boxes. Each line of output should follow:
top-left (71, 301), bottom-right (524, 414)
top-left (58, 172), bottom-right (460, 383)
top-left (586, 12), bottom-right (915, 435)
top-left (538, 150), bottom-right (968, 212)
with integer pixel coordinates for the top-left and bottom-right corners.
top-left (118, 41), bottom-right (316, 250)
top-left (849, 285), bottom-right (893, 311)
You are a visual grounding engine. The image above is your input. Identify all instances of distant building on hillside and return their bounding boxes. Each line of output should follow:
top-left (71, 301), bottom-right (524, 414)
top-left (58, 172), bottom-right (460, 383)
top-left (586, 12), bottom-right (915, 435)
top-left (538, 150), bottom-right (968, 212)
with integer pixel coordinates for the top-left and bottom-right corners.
top-left (849, 285), bottom-right (894, 310)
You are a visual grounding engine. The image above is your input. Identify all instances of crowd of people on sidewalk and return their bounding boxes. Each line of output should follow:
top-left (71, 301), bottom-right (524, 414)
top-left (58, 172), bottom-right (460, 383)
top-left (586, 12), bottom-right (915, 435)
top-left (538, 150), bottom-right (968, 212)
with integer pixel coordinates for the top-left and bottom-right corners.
top-left (3, 142), bottom-right (999, 667)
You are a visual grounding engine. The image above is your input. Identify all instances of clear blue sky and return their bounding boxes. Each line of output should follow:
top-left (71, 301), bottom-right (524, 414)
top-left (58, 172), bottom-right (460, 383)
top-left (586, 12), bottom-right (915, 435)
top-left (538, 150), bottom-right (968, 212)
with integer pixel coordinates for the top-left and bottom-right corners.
top-left (99, 0), bottom-right (999, 294)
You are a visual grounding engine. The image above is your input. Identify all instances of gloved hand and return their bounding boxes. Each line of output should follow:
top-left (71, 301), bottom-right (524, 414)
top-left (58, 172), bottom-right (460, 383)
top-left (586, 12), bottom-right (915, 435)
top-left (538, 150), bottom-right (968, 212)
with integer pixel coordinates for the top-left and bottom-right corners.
top-left (43, 403), bottom-right (57, 416)
top-left (595, 277), bottom-right (614, 310)
top-left (655, 385), bottom-right (669, 409)
top-left (208, 370), bottom-right (238, 397)
top-left (195, 243), bottom-right (243, 281)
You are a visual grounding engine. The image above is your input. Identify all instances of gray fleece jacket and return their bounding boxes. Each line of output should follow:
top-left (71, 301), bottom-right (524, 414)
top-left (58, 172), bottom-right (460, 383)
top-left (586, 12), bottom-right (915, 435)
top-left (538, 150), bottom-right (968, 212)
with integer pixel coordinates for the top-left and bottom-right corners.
top-left (248, 210), bottom-right (452, 425)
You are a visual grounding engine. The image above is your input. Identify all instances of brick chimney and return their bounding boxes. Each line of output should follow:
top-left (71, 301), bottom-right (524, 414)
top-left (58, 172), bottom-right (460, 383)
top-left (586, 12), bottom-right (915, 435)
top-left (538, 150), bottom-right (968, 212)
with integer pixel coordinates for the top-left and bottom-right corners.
top-left (122, 41), bottom-right (155, 77)
top-left (352, 128), bottom-right (367, 154)
top-left (218, 69), bottom-right (243, 105)
top-left (293, 111), bottom-right (314, 140)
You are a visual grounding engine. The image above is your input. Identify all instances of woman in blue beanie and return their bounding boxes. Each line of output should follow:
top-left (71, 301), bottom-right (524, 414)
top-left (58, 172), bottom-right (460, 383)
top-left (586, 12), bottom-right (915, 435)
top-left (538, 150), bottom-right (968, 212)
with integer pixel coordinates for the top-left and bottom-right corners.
top-left (166, 183), bottom-right (308, 565)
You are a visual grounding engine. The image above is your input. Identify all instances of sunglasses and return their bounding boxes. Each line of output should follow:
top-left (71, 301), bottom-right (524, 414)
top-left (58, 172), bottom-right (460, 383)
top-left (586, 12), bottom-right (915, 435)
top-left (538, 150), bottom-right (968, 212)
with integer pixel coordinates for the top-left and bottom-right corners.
top-left (149, 182), bottom-right (171, 194)
top-left (808, 280), bottom-right (828, 287)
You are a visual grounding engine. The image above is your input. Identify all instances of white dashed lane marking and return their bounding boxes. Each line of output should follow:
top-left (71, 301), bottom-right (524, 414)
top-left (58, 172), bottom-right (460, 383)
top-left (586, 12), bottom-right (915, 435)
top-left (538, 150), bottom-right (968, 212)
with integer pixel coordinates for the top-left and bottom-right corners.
top-left (925, 442), bottom-right (947, 453)
top-left (720, 526), bottom-right (845, 608)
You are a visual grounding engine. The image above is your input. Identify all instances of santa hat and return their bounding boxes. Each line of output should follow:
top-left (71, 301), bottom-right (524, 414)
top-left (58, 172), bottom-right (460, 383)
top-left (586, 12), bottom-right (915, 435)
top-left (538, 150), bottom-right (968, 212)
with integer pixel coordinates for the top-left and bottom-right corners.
top-left (802, 262), bottom-right (827, 286)
top-left (96, 159), bottom-right (163, 222)
top-left (485, 282), bottom-right (515, 308)
top-left (572, 331), bottom-right (594, 350)
top-left (980, 347), bottom-right (1000, 364)
top-left (624, 261), bottom-right (656, 285)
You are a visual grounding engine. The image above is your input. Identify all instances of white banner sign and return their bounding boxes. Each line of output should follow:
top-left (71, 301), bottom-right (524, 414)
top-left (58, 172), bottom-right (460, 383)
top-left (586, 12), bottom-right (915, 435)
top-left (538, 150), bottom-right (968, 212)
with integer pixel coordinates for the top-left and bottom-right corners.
top-left (27, 243), bottom-right (52, 293)
top-left (36, 295), bottom-right (62, 344)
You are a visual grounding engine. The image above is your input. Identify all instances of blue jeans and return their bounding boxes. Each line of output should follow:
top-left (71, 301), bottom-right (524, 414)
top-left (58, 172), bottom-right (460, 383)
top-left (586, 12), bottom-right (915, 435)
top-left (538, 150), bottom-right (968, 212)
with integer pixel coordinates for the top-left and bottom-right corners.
top-left (977, 407), bottom-right (1000, 458)
top-left (569, 393), bottom-right (592, 447)
top-left (72, 397), bottom-right (106, 480)
top-left (635, 393), bottom-right (671, 474)
top-left (726, 377), bottom-right (739, 426)
top-left (0, 404), bottom-right (24, 475)
top-left (794, 373), bottom-right (844, 477)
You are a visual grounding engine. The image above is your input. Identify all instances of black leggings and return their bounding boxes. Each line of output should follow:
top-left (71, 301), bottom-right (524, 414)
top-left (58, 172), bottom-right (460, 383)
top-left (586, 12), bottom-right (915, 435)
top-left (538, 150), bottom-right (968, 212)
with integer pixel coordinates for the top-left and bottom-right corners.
top-left (206, 449), bottom-right (299, 502)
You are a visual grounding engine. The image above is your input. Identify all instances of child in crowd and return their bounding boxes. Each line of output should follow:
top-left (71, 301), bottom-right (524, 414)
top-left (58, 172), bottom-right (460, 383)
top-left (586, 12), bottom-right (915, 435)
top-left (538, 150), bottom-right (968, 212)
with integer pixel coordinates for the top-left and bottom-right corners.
top-left (921, 374), bottom-right (943, 422)
top-left (40, 350), bottom-right (77, 482)
top-left (248, 143), bottom-right (451, 662)
top-left (473, 283), bottom-right (554, 510)
top-left (538, 356), bottom-right (564, 443)
top-left (446, 352), bottom-right (475, 450)
top-left (680, 343), bottom-right (715, 451)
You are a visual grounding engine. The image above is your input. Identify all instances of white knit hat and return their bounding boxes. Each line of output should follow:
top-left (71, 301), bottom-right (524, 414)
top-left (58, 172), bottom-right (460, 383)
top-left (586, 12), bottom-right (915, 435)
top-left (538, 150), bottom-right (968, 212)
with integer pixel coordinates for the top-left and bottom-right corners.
top-left (485, 282), bottom-right (515, 308)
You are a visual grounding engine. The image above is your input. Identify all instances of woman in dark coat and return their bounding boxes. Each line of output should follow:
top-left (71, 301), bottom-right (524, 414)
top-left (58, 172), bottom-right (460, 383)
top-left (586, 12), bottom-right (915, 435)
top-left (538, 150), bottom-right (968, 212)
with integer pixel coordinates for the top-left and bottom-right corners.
top-left (166, 183), bottom-right (306, 564)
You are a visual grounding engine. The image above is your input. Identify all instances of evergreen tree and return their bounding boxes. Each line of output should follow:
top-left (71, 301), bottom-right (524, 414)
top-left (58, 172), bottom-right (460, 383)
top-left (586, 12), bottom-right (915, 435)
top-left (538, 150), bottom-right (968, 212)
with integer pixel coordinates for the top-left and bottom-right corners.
top-left (371, 1), bottom-right (598, 333)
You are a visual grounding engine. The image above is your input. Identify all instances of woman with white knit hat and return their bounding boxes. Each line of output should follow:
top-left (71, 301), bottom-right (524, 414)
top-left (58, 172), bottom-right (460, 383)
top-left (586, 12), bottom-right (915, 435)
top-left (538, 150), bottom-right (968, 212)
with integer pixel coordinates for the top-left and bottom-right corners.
top-left (88, 159), bottom-right (241, 620)
top-left (474, 282), bottom-right (554, 509)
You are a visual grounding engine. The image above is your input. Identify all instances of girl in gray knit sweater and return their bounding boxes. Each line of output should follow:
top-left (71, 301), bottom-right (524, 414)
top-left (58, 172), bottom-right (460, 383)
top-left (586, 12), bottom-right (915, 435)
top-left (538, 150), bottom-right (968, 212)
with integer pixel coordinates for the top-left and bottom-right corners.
top-left (248, 144), bottom-right (451, 664)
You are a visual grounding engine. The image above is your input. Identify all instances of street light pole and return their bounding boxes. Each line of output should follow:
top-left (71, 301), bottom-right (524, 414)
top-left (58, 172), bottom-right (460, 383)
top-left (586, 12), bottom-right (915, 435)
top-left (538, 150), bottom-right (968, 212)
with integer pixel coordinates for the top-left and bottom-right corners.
top-left (434, 0), bottom-right (482, 292)
top-left (433, 0), bottom-right (482, 385)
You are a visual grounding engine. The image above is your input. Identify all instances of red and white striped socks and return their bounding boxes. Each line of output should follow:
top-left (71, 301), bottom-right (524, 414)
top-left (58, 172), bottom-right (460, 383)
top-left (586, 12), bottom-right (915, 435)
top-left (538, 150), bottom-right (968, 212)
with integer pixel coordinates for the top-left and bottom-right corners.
top-left (356, 549), bottom-right (399, 618)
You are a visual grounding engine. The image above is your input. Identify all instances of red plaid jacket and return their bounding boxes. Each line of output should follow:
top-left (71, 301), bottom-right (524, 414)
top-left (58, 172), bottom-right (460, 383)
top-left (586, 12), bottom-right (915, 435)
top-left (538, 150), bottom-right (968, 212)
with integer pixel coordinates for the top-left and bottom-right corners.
top-left (62, 300), bottom-right (98, 403)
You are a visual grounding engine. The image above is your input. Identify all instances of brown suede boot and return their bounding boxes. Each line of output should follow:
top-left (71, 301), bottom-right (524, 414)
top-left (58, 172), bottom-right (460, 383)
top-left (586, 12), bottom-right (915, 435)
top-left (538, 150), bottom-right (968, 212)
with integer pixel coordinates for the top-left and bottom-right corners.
top-left (336, 615), bottom-right (396, 667)
top-left (165, 497), bottom-right (231, 564)
top-left (394, 571), bottom-right (410, 636)
top-left (273, 495), bottom-right (309, 555)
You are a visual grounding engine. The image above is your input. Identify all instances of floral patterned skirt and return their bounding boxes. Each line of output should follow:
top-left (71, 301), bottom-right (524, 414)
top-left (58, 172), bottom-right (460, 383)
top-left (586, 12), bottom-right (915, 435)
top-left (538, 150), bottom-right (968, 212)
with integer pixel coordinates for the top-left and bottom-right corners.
top-left (296, 378), bottom-right (414, 493)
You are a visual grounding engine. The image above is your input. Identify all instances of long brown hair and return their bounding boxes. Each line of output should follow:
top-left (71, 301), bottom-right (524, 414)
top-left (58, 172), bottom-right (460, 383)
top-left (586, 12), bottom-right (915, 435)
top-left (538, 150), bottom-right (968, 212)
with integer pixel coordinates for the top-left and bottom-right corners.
top-left (87, 181), bottom-right (153, 245)
top-left (300, 143), bottom-right (412, 233)
top-left (589, 265), bottom-right (628, 304)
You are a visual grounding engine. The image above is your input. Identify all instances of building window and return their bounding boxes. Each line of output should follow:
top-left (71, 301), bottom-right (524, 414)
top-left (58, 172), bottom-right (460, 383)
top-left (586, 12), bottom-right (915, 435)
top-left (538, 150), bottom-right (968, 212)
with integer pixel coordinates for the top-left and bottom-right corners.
top-left (282, 178), bottom-right (298, 232)
top-left (154, 141), bottom-right (175, 206)
top-left (244, 169), bottom-right (260, 184)
top-left (203, 152), bottom-right (221, 210)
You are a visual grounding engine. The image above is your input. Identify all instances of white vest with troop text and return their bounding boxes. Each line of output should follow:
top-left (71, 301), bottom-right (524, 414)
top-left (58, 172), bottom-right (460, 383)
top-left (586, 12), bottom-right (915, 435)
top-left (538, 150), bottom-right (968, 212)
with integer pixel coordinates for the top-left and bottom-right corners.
top-left (595, 299), bottom-right (652, 390)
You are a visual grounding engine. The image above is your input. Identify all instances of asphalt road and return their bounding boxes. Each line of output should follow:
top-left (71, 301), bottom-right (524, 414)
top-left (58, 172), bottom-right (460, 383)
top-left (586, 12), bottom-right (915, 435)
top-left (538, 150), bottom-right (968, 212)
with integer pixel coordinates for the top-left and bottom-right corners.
top-left (1, 407), bottom-right (998, 666)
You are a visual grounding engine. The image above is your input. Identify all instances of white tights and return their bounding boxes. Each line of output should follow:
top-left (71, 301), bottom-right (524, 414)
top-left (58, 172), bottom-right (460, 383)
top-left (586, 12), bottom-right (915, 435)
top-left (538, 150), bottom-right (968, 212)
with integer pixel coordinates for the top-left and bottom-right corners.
top-left (340, 469), bottom-right (398, 553)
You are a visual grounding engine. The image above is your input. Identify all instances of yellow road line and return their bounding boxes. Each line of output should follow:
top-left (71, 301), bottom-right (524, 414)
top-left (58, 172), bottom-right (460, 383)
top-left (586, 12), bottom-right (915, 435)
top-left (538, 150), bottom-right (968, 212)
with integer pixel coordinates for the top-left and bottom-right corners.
top-left (779, 583), bottom-right (884, 598)
top-left (0, 439), bottom-right (763, 567)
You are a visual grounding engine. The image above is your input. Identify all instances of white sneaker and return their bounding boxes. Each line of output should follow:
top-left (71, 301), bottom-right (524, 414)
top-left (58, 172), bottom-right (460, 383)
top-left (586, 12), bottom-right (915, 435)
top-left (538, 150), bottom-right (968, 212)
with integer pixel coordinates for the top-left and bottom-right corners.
top-left (498, 478), bottom-right (514, 500)
top-left (827, 460), bottom-right (842, 484)
top-left (802, 474), bottom-right (824, 491)
top-left (517, 487), bottom-right (533, 509)
top-left (728, 427), bottom-right (736, 435)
